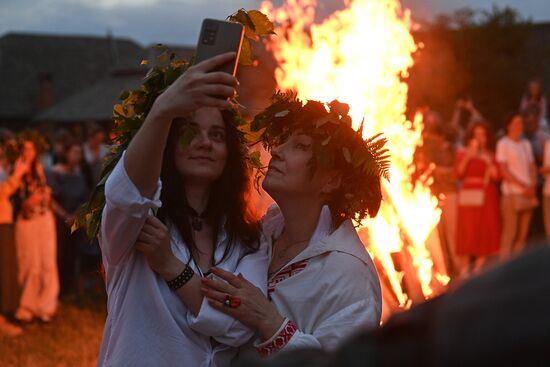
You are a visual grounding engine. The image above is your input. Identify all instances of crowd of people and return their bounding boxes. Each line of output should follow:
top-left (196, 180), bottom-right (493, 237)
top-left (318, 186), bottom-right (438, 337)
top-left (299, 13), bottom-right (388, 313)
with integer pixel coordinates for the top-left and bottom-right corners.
top-left (0, 125), bottom-right (108, 336)
top-left (418, 78), bottom-right (549, 279)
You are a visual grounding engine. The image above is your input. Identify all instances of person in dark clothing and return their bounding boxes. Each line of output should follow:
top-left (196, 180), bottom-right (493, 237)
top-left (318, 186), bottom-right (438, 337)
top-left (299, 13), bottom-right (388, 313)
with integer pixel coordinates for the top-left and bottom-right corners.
top-left (47, 141), bottom-right (94, 299)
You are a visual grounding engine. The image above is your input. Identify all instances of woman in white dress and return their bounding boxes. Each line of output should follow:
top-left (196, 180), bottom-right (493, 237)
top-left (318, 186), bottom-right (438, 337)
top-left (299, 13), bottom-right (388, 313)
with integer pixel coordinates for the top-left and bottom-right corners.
top-left (14, 138), bottom-right (58, 323)
top-left (97, 53), bottom-right (268, 367)
top-left (142, 94), bottom-right (386, 358)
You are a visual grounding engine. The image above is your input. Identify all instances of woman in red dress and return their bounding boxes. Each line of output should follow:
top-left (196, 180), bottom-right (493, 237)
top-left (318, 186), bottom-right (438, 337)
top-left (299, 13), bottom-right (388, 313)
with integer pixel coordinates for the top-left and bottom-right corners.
top-left (454, 122), bottom-right (501, 276)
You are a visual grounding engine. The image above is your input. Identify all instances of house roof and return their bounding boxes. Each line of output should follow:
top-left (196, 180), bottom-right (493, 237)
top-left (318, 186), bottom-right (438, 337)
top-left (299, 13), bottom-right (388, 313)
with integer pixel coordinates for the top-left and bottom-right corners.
top-left (0, 32), bottom-right (145, 120)
top-left (34, 70), bottom-right (146, 123)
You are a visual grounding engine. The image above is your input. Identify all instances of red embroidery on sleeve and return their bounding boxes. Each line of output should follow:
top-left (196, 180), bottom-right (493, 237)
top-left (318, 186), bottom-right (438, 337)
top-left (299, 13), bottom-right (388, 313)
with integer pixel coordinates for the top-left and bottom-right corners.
top-left (257, 320), bottom-right (298, 358)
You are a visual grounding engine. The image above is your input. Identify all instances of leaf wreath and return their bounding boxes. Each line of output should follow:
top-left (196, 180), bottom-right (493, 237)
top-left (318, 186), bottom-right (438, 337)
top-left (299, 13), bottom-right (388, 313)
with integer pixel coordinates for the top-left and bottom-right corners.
top-left (251, 91), bottom-right (391, 225)
top-left (73, 9), bottom-right (275, 238)
top-left (5, 129), bottom-right (50, 164)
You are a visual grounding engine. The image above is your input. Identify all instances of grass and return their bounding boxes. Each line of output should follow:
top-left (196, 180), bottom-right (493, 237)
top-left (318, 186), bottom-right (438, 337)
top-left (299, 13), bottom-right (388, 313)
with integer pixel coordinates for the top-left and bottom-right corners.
top-left (0, 295), bottom-right (106, 367)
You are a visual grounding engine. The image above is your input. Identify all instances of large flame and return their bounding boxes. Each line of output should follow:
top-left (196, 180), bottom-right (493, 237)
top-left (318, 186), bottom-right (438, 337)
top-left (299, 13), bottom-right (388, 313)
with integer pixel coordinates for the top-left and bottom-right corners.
top-left (262, 0), bottom-right (446, 309)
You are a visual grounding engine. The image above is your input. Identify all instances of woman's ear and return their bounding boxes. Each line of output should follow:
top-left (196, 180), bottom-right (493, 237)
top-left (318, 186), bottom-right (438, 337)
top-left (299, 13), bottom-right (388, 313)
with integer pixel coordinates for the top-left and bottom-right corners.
top-left (321, 171), bottom-right (342, 195)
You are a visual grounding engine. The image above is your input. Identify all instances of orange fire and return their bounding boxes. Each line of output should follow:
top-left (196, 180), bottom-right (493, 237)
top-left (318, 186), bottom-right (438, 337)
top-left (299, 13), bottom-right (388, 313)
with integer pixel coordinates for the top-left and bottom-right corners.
top-left (261, 0), bottom-right (448, 312)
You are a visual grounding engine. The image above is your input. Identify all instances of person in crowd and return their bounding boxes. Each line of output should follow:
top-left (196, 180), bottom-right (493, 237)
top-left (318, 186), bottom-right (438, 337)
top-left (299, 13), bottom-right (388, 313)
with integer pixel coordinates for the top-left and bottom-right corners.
top-left (0, 132), bottom-right (28, 336)
top-left (450, 97), bottom-right (484, 147)
top-left (194, 94), bottom-right (384, 358)
top-left (416, 111), bottom-right (460, 277)
top-left (47, 141), bottom-right (94, 299)
top-left (522, 106), bottom-right (549, 166)
top-left (83, 124), bottom-right (109, 183)
top-left (496, 114), bottom-right (538, 260)
top-left (97, 53), bottom-right (268, 367)
top-left (520, 79), bottom-right (548, 132)
top-left (454, 122), bottom-right (500, 276)
top-left (13, 137), bottom-right (58, 323)
top-left (42, 129), bottom-right (73, 170)
top-left (522, 106), bottom-right (549, 237)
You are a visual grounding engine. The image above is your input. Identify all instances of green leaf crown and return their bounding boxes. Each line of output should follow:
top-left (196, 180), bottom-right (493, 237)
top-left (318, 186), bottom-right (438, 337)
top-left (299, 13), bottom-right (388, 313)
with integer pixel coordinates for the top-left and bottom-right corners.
top-left (251, 91), bottom-right (390, 224)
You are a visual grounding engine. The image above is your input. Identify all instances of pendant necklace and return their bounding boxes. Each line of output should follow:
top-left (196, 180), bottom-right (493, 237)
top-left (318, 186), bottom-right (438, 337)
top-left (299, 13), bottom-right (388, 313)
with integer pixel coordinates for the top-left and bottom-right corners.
top-left (187, 205), bottom-right (207, 231)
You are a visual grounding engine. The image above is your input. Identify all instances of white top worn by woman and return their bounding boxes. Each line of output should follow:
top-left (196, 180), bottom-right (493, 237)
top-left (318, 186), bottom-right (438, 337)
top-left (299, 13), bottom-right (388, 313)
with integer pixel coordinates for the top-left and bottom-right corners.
top-left (254, 205), bottom-right (382, 356)
top-left (97, 153), bottom-right (269, 367)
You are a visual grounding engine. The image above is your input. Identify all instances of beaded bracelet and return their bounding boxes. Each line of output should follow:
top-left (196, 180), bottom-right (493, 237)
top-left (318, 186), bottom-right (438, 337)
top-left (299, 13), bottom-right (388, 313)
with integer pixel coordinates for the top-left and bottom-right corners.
top-left (166, 265), bottom-right (195, 291)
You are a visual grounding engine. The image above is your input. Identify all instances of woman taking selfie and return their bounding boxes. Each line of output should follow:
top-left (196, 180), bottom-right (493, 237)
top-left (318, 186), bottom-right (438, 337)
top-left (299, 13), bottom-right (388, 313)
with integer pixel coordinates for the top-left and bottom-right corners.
top-left (199, 94), bottom-right (385, 357)
top-left (97, 52), bottom-right (268, 367)
top-left (454, 122), bottom-right (500, 277)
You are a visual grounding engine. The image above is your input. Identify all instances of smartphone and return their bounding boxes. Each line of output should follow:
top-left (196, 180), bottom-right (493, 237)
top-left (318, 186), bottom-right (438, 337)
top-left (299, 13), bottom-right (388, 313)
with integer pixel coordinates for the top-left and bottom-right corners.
top-left (195, 19), bottom-right (244, 76)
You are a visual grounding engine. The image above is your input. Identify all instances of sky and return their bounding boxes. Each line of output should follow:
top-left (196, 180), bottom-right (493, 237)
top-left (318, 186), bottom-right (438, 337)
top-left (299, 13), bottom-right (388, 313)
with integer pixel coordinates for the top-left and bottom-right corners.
top-left (1, 0), bottom-right (549, 46)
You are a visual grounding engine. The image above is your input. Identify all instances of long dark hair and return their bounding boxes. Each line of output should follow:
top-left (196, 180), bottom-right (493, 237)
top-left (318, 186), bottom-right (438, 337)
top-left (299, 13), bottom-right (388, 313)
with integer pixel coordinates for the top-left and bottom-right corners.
top-left (157, 110), bottom-right (260, 264)
top-left (20, 140), bottom-right (45, 192)
top-left (464, 121), bottom-right (496, 152)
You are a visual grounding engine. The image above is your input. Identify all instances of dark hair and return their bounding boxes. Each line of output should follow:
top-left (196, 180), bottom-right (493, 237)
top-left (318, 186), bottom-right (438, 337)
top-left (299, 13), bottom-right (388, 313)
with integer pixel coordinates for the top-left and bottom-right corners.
top-left (58, 141), bottom-right (95, 190)
top-left (464, 121), bottom-right (496, 152)
top-left (157, 111), bottom-right (260, 264)
top-left (12, 140), bottom-right (47, 216)
top-left (526, 78), bottom-right (543, 100)
top-left (504, 112), bottom-right (523, 132)
top-left (20, 139), bottom-right (42, 186)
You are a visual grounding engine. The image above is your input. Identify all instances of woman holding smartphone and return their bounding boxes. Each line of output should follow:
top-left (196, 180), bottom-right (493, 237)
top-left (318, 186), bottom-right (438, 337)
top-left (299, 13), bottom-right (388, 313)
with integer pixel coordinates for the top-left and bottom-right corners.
top-left (140, 95), bottom-right (385, 357)
top-left (97, 52), bottom-right (268, 367)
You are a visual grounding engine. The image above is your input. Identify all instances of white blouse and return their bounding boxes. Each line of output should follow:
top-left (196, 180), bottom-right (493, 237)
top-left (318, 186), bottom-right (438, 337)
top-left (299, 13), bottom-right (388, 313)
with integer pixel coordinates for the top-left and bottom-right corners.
top-left (97, 153), bottom-right (269, 367)
top-left (254, 205), bottom-right (382, 356)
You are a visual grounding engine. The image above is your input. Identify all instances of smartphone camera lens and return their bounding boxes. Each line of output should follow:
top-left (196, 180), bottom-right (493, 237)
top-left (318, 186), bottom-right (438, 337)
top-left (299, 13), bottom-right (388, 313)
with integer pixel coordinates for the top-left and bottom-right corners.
top-left (202, 29), bottom-right (217, 45)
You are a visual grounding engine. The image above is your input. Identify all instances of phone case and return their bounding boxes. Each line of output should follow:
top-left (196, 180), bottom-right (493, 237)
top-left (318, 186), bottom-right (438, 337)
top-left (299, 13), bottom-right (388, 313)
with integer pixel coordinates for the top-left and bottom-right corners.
top-left (195, 19), bottom-right (244, 75)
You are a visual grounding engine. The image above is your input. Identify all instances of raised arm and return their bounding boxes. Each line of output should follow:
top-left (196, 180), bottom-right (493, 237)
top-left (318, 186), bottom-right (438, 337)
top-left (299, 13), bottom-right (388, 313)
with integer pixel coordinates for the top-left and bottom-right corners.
top-left (0, 158), bottom-right (28, 198)
top-left (100, 53), bottom-right (239, 267)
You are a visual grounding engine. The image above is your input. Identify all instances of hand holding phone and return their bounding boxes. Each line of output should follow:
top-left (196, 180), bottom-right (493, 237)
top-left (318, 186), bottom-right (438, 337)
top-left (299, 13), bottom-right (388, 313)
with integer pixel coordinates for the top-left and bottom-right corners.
top-left (153, 53), bottom-right (238, 119)
top-left (149, 19), bottom-right (244, 119)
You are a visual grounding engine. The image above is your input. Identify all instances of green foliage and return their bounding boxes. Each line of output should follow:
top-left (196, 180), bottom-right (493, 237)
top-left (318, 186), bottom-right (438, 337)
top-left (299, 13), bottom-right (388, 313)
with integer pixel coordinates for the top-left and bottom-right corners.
top-left (5, 129), bottom-right (50, 163)
top-left (251, 91), bottom-right (390, 224)
top-left (228, 9), bottom-right (276, 65)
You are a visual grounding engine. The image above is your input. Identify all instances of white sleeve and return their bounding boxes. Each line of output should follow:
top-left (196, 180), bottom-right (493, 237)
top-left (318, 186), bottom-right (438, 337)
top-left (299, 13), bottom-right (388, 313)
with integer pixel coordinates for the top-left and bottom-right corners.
top-left (99, 151), bottom-right (162, 267)
top-left (186, 243), bottom-right (269, 347)
top-left (495, 140), bottom-right (507, 163)
top-left (283, 298), bottom-right (378, 352)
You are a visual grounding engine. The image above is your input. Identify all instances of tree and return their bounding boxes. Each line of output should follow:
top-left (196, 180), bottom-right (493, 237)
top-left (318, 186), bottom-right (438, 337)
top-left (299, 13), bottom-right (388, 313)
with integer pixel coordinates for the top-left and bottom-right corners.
top-left (407, 6), bottom-right (548, 131)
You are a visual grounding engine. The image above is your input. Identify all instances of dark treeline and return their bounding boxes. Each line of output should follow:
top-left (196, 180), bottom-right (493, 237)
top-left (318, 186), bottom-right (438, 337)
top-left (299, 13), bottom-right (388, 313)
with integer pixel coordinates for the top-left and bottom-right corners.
top-left (407, 6), bottom-right (550, 130)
